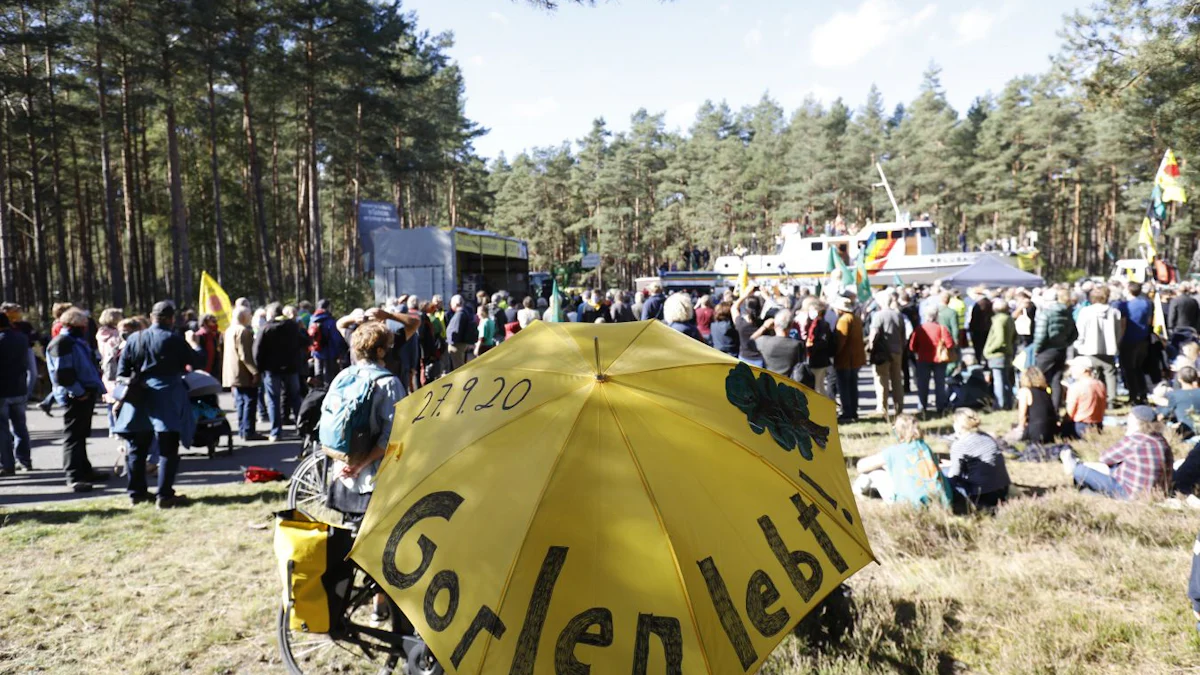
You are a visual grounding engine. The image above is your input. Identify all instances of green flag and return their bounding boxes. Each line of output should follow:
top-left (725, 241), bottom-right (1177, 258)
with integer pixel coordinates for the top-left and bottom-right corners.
top-left (893, 273), bottom-right (904, 287)
top-left (826, 246), bottom-right (854, 287)
top-left (548, 279), bottom-right (563, 322)
top-left (856, 256), bottom-right (872, 302)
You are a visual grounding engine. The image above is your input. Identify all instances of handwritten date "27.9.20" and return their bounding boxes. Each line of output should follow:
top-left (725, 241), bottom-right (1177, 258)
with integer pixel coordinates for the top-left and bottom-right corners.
top-left (412, 376), bottom-right (533, 424)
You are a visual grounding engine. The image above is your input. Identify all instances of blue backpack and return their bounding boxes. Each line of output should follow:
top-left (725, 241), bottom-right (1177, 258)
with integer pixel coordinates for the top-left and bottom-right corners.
top-left (318, 364), bottom-right (394, 458)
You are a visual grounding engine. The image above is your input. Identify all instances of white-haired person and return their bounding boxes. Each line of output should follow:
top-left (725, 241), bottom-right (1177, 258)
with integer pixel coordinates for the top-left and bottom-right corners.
top-left (853, 414), bottom-right (952, 508)
top-left (445, 294), bottom-right (478, 371)
top-left (223, 305), bottom-right (263, 441)
top-left (664, 293), bottom-right (702, 341)
top-left (752, 309), bottom-right (802, 378)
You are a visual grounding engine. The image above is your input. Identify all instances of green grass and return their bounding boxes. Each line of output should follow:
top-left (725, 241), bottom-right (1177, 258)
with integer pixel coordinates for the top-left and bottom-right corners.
top-left (1, 410), bottom-right (1197, 674)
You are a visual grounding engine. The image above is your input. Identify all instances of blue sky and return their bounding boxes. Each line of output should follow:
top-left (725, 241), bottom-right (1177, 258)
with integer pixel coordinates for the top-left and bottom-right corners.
top-left (402, 0), bottom-right (1088, 161)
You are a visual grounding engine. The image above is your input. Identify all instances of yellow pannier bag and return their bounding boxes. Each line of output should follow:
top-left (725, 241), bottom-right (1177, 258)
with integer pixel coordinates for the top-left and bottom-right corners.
top-left (274, 509), bottom-right (354, 633)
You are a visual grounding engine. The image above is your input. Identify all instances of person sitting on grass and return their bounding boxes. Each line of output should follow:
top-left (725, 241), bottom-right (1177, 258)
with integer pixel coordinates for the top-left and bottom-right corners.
top-left (1153, 366), bottom-right (1200, 440)
top-left (943, 408), bottom-right (1011, 508)
top-left (853, 414), bottom-right (952, 508)
top-left (1060, 405), bottom-right (1173, 500)
top-left (1004, 366), bottom-right (1057, 446)
top-left (1063, 356), bottom-right (1106, 438)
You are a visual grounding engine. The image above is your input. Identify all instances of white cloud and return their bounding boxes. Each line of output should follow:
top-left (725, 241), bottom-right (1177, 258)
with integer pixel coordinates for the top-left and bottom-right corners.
top-left (744, 23), bottom-right (763, 52)
top-left (664, 101), bottom-right (699, 131)
top-left (488, 11), bottom-right (508, 25)
top-left (810, 0), bottom-right (937, 69)
top-left (952, 8), bottom-right (996, 45)
top-left (511, 97), bottom-right (559, 120)
top-left (469, 55), bottom-right (485, 66)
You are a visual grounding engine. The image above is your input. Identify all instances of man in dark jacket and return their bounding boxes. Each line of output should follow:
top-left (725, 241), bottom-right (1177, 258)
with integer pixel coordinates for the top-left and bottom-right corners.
top-left (610, 293), bottom-right (637, 323)
top-left (114, 301), bottom-right (199, 508)
top-left (254, 302), bottom-right (305, 441)
top-left (0, 313), bottom-right (34, 474)
top-left (1030, 288), bottom-right (1079, 410)
top-left (446, 294), bottom-right (477, 371)
top-left (641, 283), bottom-right (666, 321)
top-left (308, 299), bottom-right (348, 385)
top-left (47, 308), bottom-right (109, 491)
top-left (1169, 283), bottom-right (1200, 334)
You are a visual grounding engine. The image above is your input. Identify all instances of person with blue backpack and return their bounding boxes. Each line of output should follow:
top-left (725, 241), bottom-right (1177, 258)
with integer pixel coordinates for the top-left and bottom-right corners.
top-left (308, 299), bottom-right (348, 386)
top-left (319, 321), bottom-right (408, 517)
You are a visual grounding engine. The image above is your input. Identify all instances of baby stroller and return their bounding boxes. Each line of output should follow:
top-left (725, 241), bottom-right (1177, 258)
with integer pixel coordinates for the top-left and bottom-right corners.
top-left (186, 370), bottom-right (234, 459)
top-left (296, 382), bottom-right (328, 458)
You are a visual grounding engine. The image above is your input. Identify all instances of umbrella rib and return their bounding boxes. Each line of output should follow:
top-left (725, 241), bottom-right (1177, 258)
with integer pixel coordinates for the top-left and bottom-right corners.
top-left (613, 380), bottom-right (876, 561)
top-left (593, 320), bottom-right (656, 373)
top-left (470, 382), bottom-right (594, 675)
top-left (600, 386), bottom-right (717, 675)
top-left (357, 379), bottom-right (594, 539)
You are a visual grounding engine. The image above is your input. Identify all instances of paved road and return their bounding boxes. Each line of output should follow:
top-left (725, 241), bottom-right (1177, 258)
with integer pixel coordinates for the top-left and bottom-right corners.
top-left (0, 391), bottom-right (303, 508)
top-left (0, 367), bottom-right (952, 508)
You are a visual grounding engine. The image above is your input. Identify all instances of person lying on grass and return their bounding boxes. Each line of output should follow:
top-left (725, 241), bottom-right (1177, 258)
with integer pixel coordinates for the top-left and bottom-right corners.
top-left (853, 414), bottom-right (952, 508)
top-left (1060, 405), bottom-right (1173, 500)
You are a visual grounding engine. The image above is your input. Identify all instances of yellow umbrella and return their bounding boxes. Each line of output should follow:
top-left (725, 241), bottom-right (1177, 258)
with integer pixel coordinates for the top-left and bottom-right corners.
top-left (351, 321), bottom-right (874, 674)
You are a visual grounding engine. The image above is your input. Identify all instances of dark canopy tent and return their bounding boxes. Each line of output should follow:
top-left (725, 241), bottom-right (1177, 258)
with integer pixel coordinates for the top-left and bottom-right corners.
top-left (938, 255), bottom-right (1045, 289)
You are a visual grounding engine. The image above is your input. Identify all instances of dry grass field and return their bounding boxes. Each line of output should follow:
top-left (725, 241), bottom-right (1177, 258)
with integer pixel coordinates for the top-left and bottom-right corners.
top-left (1, 410), bottom-right (1198, 674)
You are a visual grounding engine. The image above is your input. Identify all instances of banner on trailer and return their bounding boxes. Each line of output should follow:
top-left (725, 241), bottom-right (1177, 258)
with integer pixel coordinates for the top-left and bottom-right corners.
top-left (358, 201), bottom-right (401, 272)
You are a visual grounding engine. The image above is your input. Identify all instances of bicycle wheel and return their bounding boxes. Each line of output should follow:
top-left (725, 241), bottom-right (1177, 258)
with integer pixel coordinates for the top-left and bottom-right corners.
top-left (277, 569), bottom-right (404, 674)
top-left (286, 452), bottom-right (340, 524)
top-left (406, 641), bottom-right (445, 675)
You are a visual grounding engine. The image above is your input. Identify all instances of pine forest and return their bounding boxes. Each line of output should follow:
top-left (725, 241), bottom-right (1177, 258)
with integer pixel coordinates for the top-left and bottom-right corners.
top-left (0, 0), bottom-right (1196, 318)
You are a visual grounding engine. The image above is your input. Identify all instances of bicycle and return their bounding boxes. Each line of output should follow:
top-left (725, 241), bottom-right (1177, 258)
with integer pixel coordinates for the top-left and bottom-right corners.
top-left (287, 450), bottom-right (343, 526)
top-left (277, 555), bottom-right (443, 675)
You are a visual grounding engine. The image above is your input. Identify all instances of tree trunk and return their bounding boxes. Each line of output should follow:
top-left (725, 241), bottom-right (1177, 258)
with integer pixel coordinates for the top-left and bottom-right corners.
top-left (206, 58), bottom-right (226, 283)
top-left (119, 49), bottom-right (142, 308)
top-left (238, 57), bottom-right (279, 299)
top-left (68, 130), bottom-right (94, 309)
top-left (1071, 178), bottom-right (1081, 269)
top-left (159, 35), bottom-right (191, 304)
top-left (138, 104), bottom-right (155, 300)
top-left (351, 101), bottom-right (362, 274)
top-left (42, 14), bottom-right (70, 304)
top-left (0, 105), bottom-right (11, 299)
top-left (95, 0), bottom-right (126, 308)
top-left (21, 7), bottom-right (50, 319)
top-left (305, 25), bottom-right (323, 300)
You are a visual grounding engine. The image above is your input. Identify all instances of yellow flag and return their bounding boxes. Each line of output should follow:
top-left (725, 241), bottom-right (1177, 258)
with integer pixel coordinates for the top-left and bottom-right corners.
top-left (198, 271), bottom-right (233, 332)
top-left (1138, 217), bottom-right (1157, 261)
top-left (1156, 149), bottom-right (1188, 204)
top-left (1016, 251), bottom-right (1038, 272)
top-left (1153, 295), bottom-right (1167, 340)
top-left (738, 260), bottom-right (750, 296)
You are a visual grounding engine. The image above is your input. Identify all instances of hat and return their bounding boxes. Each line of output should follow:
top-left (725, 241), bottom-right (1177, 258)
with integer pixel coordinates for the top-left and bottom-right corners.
top-left (349, 308), bottom-right (366, 323)
top-left (1130, 405), bottom-right (1156, 423)
top-left (832, 295), bottom-right (855, 313)
top-left (151, 300), bottom-right (176, 318)
top-left (1066, 356), bottom-right (1093, 370)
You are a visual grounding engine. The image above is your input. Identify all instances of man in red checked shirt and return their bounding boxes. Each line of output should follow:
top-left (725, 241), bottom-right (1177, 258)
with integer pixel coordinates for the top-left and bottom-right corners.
top-left (1061, 405), bottom-right (1173, 499)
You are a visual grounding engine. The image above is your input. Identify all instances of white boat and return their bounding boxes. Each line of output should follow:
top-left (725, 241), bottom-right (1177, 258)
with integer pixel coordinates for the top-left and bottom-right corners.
top-left (711, 164), bottom-right (1019, 287)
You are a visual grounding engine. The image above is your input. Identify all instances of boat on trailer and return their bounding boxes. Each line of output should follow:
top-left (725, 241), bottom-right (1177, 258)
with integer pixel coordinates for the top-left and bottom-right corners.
top-left (698, 164), bottom-right (1023, 289)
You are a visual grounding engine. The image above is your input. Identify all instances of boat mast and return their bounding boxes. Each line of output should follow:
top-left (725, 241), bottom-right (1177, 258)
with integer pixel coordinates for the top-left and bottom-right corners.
top-left (874, 163), bottom-right (902, 222)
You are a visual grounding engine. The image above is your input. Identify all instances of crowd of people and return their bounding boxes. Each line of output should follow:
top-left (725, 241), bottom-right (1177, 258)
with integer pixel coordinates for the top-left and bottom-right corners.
top-left (4, 273), bottom-right (1200, 514)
